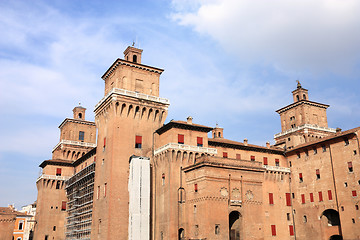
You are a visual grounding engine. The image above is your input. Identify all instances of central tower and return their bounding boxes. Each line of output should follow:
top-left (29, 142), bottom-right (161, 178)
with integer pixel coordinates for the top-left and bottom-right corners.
top-left (91, 46), bottom-right (169, 239)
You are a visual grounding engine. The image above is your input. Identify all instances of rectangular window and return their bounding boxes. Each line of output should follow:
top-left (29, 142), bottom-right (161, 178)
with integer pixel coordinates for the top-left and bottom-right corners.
top-left (79, 131), bottom-right (85, 141)
top-left (263, 157), bottom-right (268, 165)
top-left (328, 190), bottom-right (332, 200)
top-left (313, 148), bottom-right (317, 155)
top-left (236, 154), bottom-right (241, 160)
top-left (104, 183), bottom-right (107, 197)
top-left (299, 173), bottom-right (303, 182)
top-left (223, 152), bottom-right (228, 158)
top-left (305, 150), bottom-right (308, 156)
top-left (56, 168), bottom-right (62, 176)
top-left (322, 145), bottom-right (326, 152)
top-left (251, 155), bottom-right (255, 161)
top-left (269, 193), bottom-right (274, 205)
top-left (61, 201), bottom-right (66, 211)
top-left (19, 221), bottom-right (23, 230)
top-left (352, 190), bottom-right (357, 197)
top-left (285, 193), bottom-right (291, 206)
top-left (301, 194), bottom-right (305, 204)
top-left (310, 193), bottom-right (314, 202)
top-left (271, 225), bottom-right (276, 236)
top-left (344, 137), bottom-right (349, 146)
top-left (194, 183), bottom-right (198, 192)
top-left (289, 225), bottom-right (294, 236)
top-left (275, 158), bottom-right (280, 166)
top-left (178, 134), bottom-right (184, 144)
top-left (316, 169), bottom-right (320, 179)
top-left (287, 213), bottom-right (291, 221)
top-left (135, 135), bottom-right (142, 148)
top-left (197, 137), bottom-right (203, 147)
top-left (348, 162), bottom-right (353, 172)
top-left (296, 152), bottom-right (300, 158)
top-left (319, 191), bottom-right (323, 202)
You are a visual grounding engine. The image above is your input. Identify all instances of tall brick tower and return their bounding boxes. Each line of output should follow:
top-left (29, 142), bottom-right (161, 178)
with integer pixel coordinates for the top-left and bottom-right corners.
top-left (91, 46), bottom-right (169, 239)
top-left (34, 106), bottom-right (96, 240)
top-left (274, 81), bottom-right (336, 149)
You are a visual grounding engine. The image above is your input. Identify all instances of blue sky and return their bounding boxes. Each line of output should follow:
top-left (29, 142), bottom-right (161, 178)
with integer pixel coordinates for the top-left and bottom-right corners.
top-left (1, 0), bottom-right (360, 208)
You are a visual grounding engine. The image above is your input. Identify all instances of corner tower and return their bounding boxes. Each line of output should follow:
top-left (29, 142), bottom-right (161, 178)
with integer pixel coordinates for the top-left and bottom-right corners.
top-left (91, 46), bottom-right (169, 239)
top-left (274, 82), bottom-right (336, 149)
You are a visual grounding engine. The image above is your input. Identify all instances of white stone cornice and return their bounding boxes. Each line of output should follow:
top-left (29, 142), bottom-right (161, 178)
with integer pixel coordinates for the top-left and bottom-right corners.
top-left (154, 143), bottom-right (217, 156)
top-left (263, 165), bottom-right (291, 173)
top-left (94, 88), bottom-right (170, 110)
top-left (52, 140), bottom-right (97, 152)
top-left (36, 174), bottom-right (70, 183)
top-left (274, 124), bottom-right (336, 139)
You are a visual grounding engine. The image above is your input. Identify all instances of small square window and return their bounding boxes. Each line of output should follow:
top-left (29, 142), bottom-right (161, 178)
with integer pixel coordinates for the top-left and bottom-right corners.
top-left (223, 152), bottom-right (228, 158)
top-left (251, 156), bottom-right (255, 161)
top-left (236, 154), bottom-right (241, 160)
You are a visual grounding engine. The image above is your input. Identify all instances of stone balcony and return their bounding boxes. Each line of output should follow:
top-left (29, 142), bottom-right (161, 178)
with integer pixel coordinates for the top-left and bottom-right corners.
top-left (154, 143), bottom-right (217, 156)
top-left (274, 124), bottom-right (336, 139)
top-left (36, 174), bottom-right (70, 183)
top-left (95, 88), bottom-right (170, 109)
top-left (52, 140), bottom-right (97, 152)
top-left (263, 165), bottom-right (291, 173)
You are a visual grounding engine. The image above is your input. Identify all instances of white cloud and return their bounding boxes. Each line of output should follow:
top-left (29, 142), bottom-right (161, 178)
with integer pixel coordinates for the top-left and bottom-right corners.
top-left (171, 0), bottom-right (360, 74)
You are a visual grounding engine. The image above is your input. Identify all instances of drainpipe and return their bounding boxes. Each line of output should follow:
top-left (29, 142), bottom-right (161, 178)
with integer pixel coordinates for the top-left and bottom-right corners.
top-left (152, 131), bottom-right (156, 240)
top-left (328, 143), bottom-right (343, 237)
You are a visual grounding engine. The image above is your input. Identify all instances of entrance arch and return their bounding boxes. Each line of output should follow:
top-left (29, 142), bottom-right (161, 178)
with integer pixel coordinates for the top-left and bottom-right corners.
top-left (178, 228), bottom-right (184, 240)
top-left (229, 211), bottom-right (241, 240)
top-left (321, 209), bottom-right (340, 226)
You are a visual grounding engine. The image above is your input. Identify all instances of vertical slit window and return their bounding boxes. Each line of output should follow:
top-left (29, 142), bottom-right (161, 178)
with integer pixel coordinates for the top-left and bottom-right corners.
top-left (348, 162), bottom-right (353, 172)
top-left (310, 193), bottom-right (314, 202)
top-left (286, 193), bottom-right (291, 206)
top-left (319, 191), bottom-right (323, 202)
top-left (301, 194), bottom-right (305, 204)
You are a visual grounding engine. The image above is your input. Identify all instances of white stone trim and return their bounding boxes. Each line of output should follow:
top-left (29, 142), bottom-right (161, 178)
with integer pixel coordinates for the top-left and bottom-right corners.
top-left (52, 140), bottom-right (97, 152)
top-left (95, 88), bottom-right (170, 110)
top-left (263, 165), bottom-right (291, 173)
top-left (154, 143), bottom-right (218, 156)
top-left (36, 174), bottom-right (70, 183)
top-left (274, 124), bottom-right (336, 139)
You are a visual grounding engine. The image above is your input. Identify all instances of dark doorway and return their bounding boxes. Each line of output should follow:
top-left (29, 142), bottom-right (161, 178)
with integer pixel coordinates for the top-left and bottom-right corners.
top-left (229, 211), bottom-right (241, 240)
top-left (329, 235), bottom-right (343, 240)
top-left (178, 228), bottom-right (184, 240)
top-left (321, 209), bottom-right (340, 226)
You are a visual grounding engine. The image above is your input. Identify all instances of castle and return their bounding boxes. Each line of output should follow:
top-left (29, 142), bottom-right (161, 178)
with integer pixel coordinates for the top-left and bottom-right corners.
top-left (33, 46), bottom-right (360, 240)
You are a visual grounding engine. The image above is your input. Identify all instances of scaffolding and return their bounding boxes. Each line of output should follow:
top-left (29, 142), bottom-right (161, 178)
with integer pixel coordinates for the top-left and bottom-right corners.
top-left (65, 162), bottom-right (95, 240)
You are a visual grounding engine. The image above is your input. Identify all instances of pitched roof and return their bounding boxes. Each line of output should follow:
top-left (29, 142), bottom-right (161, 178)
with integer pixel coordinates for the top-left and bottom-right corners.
top-left (209, 138), bottom-right (284, 154)
top-left (286, 126), bottom-right (360, 153)
top-left (156, 120), bottom-right (213, 135)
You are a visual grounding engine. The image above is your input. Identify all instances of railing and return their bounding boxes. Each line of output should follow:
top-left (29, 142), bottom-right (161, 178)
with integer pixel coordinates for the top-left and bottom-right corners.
top-left (154, 143), bottom-right (217, 155)
top-left (95, 88), bottom-right (170, 109)
top-left (52, 140), bottom-right (97, 152)
top-left (274, 124), bottom-right (336, 138)
top-left (36, 174), bottom-right (70, 183)
top-left (263, 165), bottom-right (291, 173)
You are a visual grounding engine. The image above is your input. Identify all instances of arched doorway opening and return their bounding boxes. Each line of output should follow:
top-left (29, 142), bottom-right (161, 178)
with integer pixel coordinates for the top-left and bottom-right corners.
top-left (178, 228), bottom-right (184, 240)
top-left (321, 209), bottom-right (340, 226)
top-left (329, 235), bottom-right (343, 240)
top-left (229, 211), bottom-right (241, 240)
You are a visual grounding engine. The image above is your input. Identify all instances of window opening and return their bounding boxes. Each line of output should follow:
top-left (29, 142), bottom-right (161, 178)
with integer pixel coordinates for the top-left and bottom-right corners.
top-left (263, 157), bottom-right (268, 165)
top-left (135, 135), bottom-right (142, 148)
top-left (132, 55), bottom-right (137, 63)
top-left (56, 181), bottom-right (61, 189)
top-left (319, 191), bottom-right (323, 202)
top-left (194, 183), bottom-right (198, 192)
top-left (328, 190), bottom-right (333, 200)
top-left (322, 145), bottom-right (326, 152)
top-left (18, 221), bottom-right (23, 230)
top-left (251, 155), bottom-right (255, 161)
top-left (299, 173), bottom-right (303, 182)
top-left (275, 159), bottom-right (279, 166)
top-left (289, 225), bottom-right (294, 236)
top-left (197, 137), bottom-right (203, 147)
top-left (316, 169), bottom-right (320, 179)
top-left (178, 134), bottom-right (184, 144)
top-left (236, 154), bottom-right (241, 160)
top-left (348, 162), bottom-right (353, 172)
top-left (269, 193), bottom-right (274, 205)
top-left (61, 201), bottom-right (66, 211)
top-left (215, 224), bottom-right (220, 235)
top-left (303, 215), bottom-right (307, 223)
top-left (313, 147), bottom-right (317, 155)
top-left (162, 173), bottom-right (165, 186)
top-left (271, 225), bottom-right (276, 236)
top-left (301, 194), bottom-right (305, 204)
top-left (286, 193), bottom-right (291, 206)
top-left (310, 193), bottom-right (314, 202)
top-left (352, 190), bottom-right (357, 197)
top-left (223, 152), bottom-right (228, 158)
top-left (56, 168), bottom-right (62, 176)
top-left (53, 226), bottom-right (56, 231)
top-left (287, 213), bottom-right (291, 221)
top-left (79, 131), bottom-right (85, 141)
top-left (344, 137), bottom-right (349, 146)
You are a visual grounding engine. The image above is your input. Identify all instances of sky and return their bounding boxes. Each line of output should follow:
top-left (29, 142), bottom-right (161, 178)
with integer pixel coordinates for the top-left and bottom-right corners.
top-left (1, 0), bottom-right (360, 208)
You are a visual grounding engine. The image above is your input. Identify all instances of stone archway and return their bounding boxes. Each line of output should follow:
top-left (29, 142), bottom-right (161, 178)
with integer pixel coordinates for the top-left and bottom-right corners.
top-left (229, 211), bottom-right (241, 240)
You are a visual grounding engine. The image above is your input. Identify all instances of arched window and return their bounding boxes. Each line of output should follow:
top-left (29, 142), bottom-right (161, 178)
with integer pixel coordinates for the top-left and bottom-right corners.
top-left (218, 132), bottom-right (221, 137)
top-left (178, 228), bottom-right (185, 240)
top-left (78, 113), bottom-right (82, 119)
top-left (133, 55), bottom-right (137, 63)
top-left (296, 95), bottom-right (300, 101)
top-left (303, 94), bottom-right (306, 100)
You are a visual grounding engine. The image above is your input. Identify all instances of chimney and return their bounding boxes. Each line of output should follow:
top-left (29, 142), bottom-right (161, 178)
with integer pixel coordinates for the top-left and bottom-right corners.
top-left (336, 128), bottom-right (342, 133)
top-left (266, 141), bottom-right (270, 148)
top-left (244, 138), bottom-right (248, 146)
top-left (187, 116), bottom-right (193, 125)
